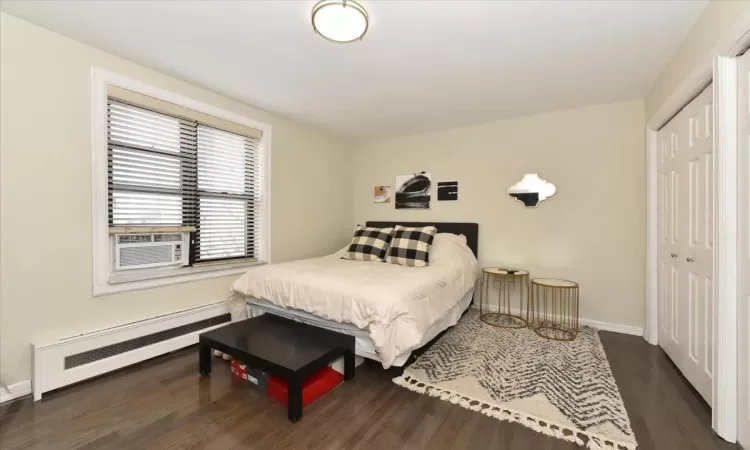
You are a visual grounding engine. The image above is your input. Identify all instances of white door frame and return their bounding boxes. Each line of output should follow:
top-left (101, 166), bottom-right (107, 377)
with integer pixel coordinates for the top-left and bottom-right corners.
top-left (645, 18), bottom-right (750, 442)
top-left (713, 54), bottom-right (739, 442)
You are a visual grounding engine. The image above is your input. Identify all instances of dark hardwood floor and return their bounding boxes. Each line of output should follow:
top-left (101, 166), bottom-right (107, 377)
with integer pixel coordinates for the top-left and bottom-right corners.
top-left (0, 331), bottom-right (738, 449)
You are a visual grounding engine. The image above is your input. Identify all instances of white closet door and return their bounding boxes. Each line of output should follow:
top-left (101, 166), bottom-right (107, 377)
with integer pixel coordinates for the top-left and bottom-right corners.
top-left (657, 85), bottom-right (714, 404)
top-left (737, 51), bottom-right (750, 449)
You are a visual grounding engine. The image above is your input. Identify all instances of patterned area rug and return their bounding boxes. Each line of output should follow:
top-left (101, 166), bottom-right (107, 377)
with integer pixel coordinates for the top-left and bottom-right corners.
top-left (393, 310), bottom-right (637, 450)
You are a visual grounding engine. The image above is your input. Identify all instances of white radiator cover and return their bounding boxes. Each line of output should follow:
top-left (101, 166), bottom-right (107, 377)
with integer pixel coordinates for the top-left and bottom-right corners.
top-left (32, 301), bottom-right (229, 401)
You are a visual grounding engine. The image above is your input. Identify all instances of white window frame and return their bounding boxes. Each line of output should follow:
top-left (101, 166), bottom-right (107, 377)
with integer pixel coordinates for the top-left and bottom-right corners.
top-left (91, 67), bottom-right (272, 296)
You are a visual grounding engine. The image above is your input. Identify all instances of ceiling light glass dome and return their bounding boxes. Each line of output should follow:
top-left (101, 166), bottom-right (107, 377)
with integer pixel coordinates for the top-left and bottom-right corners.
top-left (312, 0), bottom-right (369, 43)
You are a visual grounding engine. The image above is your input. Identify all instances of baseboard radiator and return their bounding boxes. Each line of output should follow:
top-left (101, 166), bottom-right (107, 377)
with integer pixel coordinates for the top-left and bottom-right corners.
top-left (33, 302), bottom-right (230, 401)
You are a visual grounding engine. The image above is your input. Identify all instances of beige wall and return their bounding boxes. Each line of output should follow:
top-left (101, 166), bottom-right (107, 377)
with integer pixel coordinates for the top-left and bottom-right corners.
top-left (0, 13), bottom-right (353, 385)
top-left (646, 0), bottom-right (750, 119)
top-left (353, 100), bottom-right (646, 328)
top-left (11, 0), bottom-right (727, 385)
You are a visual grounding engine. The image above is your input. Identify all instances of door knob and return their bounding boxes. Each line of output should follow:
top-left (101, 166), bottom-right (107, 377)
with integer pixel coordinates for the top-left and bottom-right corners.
top-left (670, 253), bottom-right (678, 258)
top-left (686, 257), bottom-right (694, 262)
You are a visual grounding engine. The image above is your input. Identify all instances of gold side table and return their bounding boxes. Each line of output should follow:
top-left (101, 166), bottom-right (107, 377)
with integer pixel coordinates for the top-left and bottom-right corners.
top-left (480, 268), bottom-right (530, 328)
top-left (530, 278), bottom-right (580, 341)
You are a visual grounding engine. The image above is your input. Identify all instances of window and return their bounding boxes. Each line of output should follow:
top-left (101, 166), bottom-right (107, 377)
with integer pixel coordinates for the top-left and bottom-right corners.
top-left (92, 70), bottom-right (270, 295)
top-left (108, 97), bottom-right (262, 263)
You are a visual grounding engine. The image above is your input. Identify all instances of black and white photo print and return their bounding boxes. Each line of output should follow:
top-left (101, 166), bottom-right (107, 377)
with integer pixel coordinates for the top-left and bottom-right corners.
top-left (395, 172), bottom-right (431, 209)
top-left (437, 181), bottom-right (458, 201)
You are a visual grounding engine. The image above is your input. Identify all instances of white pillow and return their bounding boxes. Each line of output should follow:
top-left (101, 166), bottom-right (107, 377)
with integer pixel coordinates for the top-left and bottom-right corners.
top-left (435, 233), bottom-right (466, 246)
top-left (429, 233), bottom-right (472, 265)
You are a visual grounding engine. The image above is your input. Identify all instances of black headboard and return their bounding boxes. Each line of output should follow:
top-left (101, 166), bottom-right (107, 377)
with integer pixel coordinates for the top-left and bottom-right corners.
top-left (365, 221), bottom-right (479, 258)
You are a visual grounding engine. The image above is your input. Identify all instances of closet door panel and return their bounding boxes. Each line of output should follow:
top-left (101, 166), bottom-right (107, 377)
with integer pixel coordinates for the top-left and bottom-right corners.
top-left (657, 85), bottom-right (713, 404)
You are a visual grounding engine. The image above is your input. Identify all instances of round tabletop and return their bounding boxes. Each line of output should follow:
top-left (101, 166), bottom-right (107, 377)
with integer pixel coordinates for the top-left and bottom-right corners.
top-left (483, 267), bottom-right (529, 276)
top-left (532, 278), bottom-right (578, 288)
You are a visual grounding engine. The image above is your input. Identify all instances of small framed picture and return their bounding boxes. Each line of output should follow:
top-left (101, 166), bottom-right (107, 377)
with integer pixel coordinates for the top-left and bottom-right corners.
top-left (395, 173), bottom-right (431, 209)
top-left (437, 181), bottom-right (458, 201)
top-left (374, 186), bottom-right (391, 203)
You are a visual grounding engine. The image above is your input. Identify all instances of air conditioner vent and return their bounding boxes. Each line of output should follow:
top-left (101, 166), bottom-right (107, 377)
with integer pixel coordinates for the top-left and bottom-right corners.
top-left (64, 313), bottom-right (230, 369)
top-left (120, 245), bottom-right (171, 267)
top-left (118, 235), bottom-right (152, 244)
top-left (154, 233), bottom-right (182, 242)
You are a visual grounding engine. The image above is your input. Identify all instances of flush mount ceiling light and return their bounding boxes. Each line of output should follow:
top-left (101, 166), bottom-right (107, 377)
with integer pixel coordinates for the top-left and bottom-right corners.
top-left (312, 0), bottom-right (369, 43)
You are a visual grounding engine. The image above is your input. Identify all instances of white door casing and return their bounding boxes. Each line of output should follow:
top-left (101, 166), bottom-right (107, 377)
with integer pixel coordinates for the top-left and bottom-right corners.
top-left (657, 85), bottom-right (714, 404)
top-left (737, 50), bottom-right (750, 449)
top-left (647, 19), bottom-right (750, 441)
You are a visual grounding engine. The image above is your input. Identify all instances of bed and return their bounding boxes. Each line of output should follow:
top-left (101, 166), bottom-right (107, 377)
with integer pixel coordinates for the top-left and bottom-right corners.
top-left (230, 221), bottom-right (479, 368)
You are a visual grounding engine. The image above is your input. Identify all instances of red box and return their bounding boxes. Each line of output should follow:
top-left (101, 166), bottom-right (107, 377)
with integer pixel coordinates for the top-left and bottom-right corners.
top-left (266, 367), bottom-right (343, 407)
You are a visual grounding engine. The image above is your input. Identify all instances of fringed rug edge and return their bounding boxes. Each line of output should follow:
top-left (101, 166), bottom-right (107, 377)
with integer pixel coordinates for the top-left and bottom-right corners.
top-left (392, 374), bottom-right (637, 450)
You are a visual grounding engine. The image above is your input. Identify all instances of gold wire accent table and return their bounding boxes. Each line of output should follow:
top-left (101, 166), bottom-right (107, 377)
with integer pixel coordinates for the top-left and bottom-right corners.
top-left (529, 278), bottom-right (580, 341)
top-left (480, 268), bottom-right (530, 328)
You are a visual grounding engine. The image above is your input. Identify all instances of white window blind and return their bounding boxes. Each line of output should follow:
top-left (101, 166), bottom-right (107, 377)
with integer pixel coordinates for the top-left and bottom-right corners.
top-left (107, 97), bottom-right (264, 264)
top-left (196, 125), bottom-right (262, 261)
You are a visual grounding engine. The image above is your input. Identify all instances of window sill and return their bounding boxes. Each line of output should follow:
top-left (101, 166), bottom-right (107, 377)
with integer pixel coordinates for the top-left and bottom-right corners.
top-left (94, 260), bottom-right (267, 296)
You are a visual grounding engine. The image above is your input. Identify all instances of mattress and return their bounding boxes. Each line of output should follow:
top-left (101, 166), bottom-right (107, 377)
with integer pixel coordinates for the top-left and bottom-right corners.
top-left (246, 288), bottom-right (475, 366)
top-left (231, 233), bottom-right (479, 367)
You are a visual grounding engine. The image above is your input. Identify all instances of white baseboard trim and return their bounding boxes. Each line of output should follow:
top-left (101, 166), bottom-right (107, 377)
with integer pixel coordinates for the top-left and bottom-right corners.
top-left (0, 380), bottom-right (32, 404)
top-left (33, 301), bottom-right (230, 401)
top-left (579, 318), bottom-right (644, 337)
top-left (470, 304), bottom-right (644, 337)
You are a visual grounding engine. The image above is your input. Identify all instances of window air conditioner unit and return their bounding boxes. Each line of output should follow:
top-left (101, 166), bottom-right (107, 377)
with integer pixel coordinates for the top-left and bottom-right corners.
top-left (114, 232), bottom-right (189, 270)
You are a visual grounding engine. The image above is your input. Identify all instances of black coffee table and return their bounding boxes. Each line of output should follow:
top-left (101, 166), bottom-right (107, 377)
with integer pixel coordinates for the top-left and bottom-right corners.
top-left (198, 313), bottom-right (355, 423)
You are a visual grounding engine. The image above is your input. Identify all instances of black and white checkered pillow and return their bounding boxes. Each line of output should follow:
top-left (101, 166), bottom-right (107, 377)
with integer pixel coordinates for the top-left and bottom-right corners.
top-left (386, 225), bottom-right (437, 267)
top-left (342, 225), bottom-right (394, 262)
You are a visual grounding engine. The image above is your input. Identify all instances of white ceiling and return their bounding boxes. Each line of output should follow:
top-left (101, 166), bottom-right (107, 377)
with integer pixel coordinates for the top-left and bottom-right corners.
top-left (1, 0), bottom-right (707, 139)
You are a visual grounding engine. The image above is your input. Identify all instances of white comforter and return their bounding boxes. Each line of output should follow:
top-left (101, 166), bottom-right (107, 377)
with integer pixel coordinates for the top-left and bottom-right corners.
top-left (230, 234), bottom-right (479, 367)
